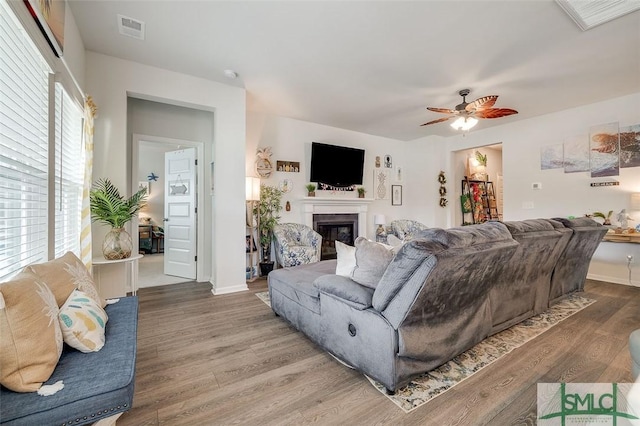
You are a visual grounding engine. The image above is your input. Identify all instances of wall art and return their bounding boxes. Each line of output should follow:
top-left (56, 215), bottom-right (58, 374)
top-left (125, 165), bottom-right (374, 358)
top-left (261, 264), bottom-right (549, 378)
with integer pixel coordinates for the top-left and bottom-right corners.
top-left (540, 144), bottom-right (563, 170)
top-left (26, 0), bottom-right (65, 57)
top-left (391, 185), bottom-right (402, 206)
top-left (620, 123), bottom-right (640, 168)
top-left (563, 135), bottom-right (589, 173)
top-left (589, 122), bottom-right (619, 178)
top-left (373, 169), bottom-right (390, 200)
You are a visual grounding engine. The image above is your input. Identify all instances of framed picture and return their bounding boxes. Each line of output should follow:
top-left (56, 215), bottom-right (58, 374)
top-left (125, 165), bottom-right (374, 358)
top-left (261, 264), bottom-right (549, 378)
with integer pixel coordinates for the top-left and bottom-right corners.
top-left (138, 181), bottom-right (149, 195)
top-left (392, 185), bottom-right (402, 206)
top-left (246, 235), bottom-right (257, 253)
top-left (26, 0), bottom-right (65, 57)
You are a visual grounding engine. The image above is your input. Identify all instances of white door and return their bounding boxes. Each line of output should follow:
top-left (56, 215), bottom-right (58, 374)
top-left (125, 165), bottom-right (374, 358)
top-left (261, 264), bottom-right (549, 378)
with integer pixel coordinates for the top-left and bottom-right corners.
top-left (164, 148), bottom-right (197, 279)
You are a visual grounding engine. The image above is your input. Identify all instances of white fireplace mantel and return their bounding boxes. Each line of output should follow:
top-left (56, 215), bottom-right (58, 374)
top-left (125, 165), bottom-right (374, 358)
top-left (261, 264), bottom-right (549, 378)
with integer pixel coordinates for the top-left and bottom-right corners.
top-left (299, 197), bottom-right (374, 238)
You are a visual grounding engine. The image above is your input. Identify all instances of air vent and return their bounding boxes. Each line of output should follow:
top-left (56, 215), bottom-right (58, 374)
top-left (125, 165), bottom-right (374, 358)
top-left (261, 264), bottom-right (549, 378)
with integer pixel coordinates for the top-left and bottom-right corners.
top-left (117, 14), bottom-right (145, 40)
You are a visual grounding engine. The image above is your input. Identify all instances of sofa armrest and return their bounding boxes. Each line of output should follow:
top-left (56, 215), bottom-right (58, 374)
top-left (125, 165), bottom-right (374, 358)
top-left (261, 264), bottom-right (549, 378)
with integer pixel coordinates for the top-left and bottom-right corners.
top-left (313, 275), bottom-right (374, 310)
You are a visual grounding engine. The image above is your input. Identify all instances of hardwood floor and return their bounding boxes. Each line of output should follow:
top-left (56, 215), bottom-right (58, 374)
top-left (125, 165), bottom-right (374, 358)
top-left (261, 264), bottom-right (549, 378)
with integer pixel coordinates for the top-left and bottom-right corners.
top-left (118, 279), bottom-right (639, 425)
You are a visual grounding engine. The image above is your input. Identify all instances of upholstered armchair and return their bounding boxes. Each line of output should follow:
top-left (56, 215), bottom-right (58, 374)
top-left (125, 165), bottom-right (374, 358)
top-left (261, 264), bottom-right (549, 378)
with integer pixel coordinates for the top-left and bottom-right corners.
top-left (273, 223), bottom-right (322, 267)
top-left (390, 219), bottom-right (428, 241)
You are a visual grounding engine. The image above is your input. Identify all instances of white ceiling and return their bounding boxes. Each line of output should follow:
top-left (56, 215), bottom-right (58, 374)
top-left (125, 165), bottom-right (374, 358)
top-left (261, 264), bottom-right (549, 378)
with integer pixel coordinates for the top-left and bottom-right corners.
top-left (68, 1), bottom-right (640, 141)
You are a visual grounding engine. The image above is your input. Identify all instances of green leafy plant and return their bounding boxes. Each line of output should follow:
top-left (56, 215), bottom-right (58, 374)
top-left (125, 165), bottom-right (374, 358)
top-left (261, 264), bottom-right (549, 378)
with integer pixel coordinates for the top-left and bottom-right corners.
top-left (475, 151), bottom-right (487, 167)
top-left (253, 184), bottom-right (283, 262)
top-left (593, 210), bottom-right (614, 225)
top-left (90, 178), bottom-right (147, 229)
top-left (305, 183), bottom-right (316, 193)
top-left (357, 187), bottom-right (366, 197)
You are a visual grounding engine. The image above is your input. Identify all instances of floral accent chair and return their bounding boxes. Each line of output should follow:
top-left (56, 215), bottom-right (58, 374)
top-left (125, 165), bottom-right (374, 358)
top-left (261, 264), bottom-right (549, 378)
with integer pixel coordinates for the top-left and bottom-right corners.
top-left (273, 223), bottom-right (322, 267)
top-left (390, 219), bottom-right (428, 241)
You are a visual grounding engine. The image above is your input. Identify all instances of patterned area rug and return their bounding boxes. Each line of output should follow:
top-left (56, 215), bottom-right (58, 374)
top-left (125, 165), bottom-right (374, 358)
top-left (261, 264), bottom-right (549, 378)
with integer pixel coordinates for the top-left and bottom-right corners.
top-left (255, 291), bottom-right (595, 413)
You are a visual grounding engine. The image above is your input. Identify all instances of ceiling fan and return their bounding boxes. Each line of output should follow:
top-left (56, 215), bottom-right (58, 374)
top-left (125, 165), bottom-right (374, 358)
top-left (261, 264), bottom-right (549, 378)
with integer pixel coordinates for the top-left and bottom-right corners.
top-left (420, 89), bottom-right (518, 131)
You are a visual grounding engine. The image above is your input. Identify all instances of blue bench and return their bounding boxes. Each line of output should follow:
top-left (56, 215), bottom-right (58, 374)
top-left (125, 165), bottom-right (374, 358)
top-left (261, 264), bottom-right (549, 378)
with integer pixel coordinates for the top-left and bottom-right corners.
top-left (0, 297), bottom-right (138, 426)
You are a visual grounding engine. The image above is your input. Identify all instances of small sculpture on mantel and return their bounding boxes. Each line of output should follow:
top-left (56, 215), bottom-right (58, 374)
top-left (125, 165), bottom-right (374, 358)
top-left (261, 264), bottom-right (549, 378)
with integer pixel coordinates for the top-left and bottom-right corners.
top-left (617, 209), bottom-right (633, 229)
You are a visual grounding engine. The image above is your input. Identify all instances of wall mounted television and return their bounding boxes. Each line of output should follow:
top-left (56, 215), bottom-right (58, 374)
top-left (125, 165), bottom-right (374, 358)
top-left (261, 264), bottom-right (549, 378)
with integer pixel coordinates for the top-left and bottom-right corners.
top-left (309, 142), bottom-right (365, 188)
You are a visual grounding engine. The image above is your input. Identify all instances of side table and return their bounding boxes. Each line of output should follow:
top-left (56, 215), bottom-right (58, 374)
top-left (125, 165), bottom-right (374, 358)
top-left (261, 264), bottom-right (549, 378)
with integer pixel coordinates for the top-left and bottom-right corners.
top-left (92, 254), bottom-right (143, 298)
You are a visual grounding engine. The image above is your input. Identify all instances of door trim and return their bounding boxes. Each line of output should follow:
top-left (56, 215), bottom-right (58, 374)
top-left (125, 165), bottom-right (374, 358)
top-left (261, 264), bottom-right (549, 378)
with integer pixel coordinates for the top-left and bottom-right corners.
top-left (132, 133), bottom-right (206, 282)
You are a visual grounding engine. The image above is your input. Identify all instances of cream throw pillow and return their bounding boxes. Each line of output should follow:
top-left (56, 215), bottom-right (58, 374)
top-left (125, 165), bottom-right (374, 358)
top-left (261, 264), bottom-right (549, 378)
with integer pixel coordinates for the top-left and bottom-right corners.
top-left (335, 241), bottom-right (357, 277)
top-left (0, 272), bottom-right (63, 392)
top-left (27, 251), bottom-right (105, 308)
top-left (59, 290), bottom-right (109, 353)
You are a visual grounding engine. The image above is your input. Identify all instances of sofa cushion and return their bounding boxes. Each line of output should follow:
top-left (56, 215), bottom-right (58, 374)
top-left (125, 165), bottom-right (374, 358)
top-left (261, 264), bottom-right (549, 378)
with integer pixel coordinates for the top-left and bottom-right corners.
top-left (59, 290), bottom-right (109, 353)
top-left (0, 272), bottom-right (63, 392)
top-left (351, 237), bottom-right (394, 289)
top-left (334, 241), bottom-right (356, 277)
top-left (313, 274), bottom-right (374, 310)
top-left (268, 260), bottom-right (337, 314)
top-left (26, 251), bottom-right (105, 308)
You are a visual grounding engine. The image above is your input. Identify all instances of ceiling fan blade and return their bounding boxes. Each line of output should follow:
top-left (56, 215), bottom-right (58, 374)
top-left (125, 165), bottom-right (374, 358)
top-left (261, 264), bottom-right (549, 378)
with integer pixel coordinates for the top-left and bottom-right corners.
top-left (465, 95), bottom-right (498, 112)
top-left (427, 107), bottom-right (457, 114)
top-left (420, 116), bottom-right (454, 126)
top-left (474, 108), bottom-right (518, 119)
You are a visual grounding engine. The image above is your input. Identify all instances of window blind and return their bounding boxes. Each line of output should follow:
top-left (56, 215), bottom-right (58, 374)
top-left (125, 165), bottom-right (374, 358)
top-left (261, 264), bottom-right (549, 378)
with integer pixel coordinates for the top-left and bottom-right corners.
top-left (0, 1), bottom-right (52, 281)
top-left (54, 83), bottom-right (84, 259)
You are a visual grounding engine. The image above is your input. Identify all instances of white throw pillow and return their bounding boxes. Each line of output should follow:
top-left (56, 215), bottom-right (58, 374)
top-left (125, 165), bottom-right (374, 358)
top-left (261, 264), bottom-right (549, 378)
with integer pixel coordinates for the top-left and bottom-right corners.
top-left (335, 241), bottom-right (357, 277)
top-left (59, 290), bottom-right (108, 353)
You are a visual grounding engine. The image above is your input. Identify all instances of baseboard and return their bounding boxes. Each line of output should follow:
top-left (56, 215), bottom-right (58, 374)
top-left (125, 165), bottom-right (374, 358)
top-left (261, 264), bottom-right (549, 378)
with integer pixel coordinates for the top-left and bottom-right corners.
top-left (587, 273), bottom-right (639, 287)
top-left (210, 281), bottom-right (249, 295)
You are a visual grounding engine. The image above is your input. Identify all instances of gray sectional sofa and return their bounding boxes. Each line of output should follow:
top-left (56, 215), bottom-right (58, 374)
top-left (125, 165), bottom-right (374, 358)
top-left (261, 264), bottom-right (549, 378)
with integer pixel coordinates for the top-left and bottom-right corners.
top-left (268, 218), bottom-right (606, 393)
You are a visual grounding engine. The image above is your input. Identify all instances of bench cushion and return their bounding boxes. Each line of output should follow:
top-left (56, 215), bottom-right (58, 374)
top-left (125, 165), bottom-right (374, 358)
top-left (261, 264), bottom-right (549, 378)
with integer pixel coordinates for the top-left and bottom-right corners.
top-left (0, 296), bottom-right (138, 426)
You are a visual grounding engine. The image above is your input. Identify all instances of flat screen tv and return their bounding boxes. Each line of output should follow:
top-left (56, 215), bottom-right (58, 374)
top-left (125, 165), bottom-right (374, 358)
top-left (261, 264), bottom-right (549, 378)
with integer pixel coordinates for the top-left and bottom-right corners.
top-left (310, 142), bottom-right (365, 188)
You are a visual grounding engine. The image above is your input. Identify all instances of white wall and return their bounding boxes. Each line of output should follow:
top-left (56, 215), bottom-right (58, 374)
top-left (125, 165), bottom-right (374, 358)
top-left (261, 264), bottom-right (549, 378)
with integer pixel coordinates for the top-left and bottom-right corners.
top-left (246, 112), bottom-right (408, 239)
top-left (138, 143), bottom-right (167, 226)
top-left (85, 52), bottom-right (247, 295)
top-left (408, 92), bottom-right (640, 286)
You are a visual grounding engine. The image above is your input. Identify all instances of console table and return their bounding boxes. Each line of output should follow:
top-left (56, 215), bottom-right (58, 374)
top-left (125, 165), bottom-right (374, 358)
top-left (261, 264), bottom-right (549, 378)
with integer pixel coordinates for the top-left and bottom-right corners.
top-left (93, 254), bottom-right (143, 298)
top-left (602, 232), bottom-right (640, 244)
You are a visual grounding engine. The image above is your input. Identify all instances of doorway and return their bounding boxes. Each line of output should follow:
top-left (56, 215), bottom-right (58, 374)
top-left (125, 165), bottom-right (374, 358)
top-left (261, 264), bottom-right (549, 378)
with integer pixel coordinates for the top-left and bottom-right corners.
top-left (452, 143), bottom-right (503, 226)
top-left (132, 134), bottom-right (204, 288)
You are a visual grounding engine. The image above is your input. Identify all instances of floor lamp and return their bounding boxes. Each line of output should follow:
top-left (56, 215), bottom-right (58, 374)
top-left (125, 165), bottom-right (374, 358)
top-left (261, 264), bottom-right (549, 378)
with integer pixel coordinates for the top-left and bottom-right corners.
top-left (246, 177), bottom-right (261, 280)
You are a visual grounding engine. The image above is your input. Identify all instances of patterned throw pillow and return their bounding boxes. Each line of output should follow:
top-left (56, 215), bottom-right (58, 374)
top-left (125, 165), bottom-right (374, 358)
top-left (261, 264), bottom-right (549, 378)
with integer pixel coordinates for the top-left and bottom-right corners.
top-left (59, 290), bottom-right (108, 353)
top-left (26, 251), bottom-right (106, 308)
top-left (0, 272), bottom-right (63, 392)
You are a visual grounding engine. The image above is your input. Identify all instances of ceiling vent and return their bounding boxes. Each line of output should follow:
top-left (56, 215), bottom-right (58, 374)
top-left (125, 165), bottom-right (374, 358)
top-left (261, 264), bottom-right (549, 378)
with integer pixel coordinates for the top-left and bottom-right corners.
top-left (117, 14), bottom-right (145, 40)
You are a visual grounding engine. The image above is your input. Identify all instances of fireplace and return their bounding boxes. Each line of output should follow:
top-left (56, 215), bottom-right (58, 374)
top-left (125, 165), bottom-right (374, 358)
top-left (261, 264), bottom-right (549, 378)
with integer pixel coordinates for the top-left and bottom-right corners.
top-left (313, 214), bottom-right (359, 260)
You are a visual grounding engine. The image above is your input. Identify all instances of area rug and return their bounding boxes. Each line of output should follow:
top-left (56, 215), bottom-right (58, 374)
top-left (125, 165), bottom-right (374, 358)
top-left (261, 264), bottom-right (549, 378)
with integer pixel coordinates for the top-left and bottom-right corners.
top-left (255, 291), bottom-right (595, 413)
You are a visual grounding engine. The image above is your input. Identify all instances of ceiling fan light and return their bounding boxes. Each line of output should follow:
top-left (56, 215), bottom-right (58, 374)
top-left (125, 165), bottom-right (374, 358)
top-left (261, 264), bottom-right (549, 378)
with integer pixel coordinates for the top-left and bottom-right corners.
top-left (450, 116), bottom-right (478, 131)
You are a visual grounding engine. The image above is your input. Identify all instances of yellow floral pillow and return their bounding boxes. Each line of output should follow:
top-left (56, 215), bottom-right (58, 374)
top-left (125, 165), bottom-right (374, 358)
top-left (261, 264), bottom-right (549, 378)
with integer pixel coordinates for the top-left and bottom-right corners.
top-left (0, 272), bottom-right (63, 392)
top-left (59, 290), bottom-right (109, 353)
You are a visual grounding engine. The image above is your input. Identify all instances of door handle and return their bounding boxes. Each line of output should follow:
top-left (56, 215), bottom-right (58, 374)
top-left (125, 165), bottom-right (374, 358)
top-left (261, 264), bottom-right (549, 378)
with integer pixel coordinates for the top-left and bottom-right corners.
top-left (163, 218), bottom-right (169, 222)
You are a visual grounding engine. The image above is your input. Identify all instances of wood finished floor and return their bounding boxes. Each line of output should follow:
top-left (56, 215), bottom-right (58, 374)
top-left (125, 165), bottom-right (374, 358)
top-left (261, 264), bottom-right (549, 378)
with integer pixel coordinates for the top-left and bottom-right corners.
top-left (119, 279), bottom-right (640, 426)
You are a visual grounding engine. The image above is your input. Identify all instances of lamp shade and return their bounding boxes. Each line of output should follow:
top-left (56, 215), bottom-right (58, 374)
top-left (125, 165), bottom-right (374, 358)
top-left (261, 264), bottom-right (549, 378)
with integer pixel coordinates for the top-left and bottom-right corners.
top-left (374, 214), bottom-right (386, 225)
top-left (631, 193), bottom-right (640, 210)
top-left (245, 177), bottom-right (261, 201)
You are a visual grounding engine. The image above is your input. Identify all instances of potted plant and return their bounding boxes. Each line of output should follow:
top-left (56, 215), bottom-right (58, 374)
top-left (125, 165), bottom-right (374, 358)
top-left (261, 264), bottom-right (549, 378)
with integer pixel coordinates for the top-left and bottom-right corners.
top-left (593, 210), bottom-right (614, 226)
top-left (253, 184), bottom-right (283, 275)
top-left (357, 187), bottom-right (366, 198)
top-left (90, 178), bottom-right (147, 260)
top-left (306, 183), bottom-right (316, 197)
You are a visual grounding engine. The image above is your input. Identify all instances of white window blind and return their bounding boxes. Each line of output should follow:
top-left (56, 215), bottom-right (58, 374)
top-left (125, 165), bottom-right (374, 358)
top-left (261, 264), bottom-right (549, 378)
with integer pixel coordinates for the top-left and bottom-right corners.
top-left (54, 83), bottom-right (84, 259)
top-left (0, 1), bottom-right (51, 281)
